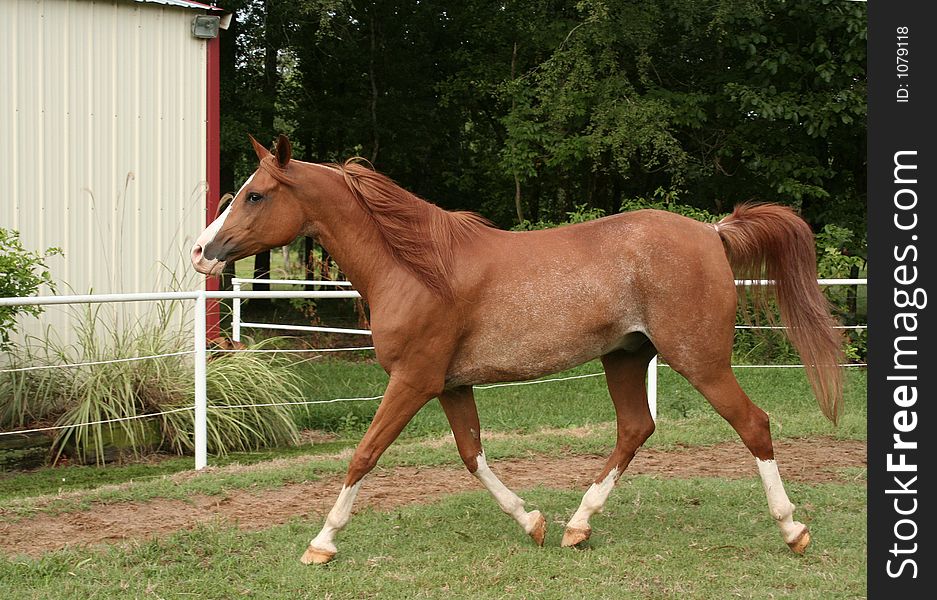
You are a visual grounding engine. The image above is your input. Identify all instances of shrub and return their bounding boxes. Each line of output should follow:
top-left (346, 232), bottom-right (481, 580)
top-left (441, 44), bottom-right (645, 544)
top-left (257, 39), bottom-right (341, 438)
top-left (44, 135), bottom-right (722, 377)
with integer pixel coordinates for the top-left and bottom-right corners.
top-left (621, 187), bottom-right (726, 222)
top-left (159, 342), bottom-right (306, 456)
top-left (512, 204), bottom-right (608, 231)
top-left (0, 228), bottom-right (61, 349)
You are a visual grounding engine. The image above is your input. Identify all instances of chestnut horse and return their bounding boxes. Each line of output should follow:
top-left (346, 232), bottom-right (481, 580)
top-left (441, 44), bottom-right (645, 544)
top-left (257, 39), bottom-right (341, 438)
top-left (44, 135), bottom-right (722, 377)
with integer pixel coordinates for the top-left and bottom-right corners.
top-left (192, 135), bottom-right (843, 564)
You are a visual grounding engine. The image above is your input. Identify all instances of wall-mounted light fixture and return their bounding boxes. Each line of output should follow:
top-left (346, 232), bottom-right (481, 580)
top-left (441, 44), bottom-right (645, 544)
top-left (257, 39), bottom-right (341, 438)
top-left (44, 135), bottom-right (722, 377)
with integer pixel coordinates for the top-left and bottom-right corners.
top-left (191, 15), bottom-right (220, 39)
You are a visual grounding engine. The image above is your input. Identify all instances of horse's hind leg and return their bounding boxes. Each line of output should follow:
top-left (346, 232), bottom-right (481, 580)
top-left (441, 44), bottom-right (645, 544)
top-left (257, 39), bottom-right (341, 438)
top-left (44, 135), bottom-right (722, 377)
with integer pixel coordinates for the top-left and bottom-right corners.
top-left (562, 343), bottom-right (657, 547)
top-left (679, 365), bottom-right (810, 554)
top-left (439, 386), bottom-right (547, 546)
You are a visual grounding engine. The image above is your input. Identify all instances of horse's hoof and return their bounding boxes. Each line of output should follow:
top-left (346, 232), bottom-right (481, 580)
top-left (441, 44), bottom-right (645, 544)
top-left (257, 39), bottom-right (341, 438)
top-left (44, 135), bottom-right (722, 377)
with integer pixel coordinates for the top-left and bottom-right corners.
top-left (528, 511), bottom-right (547, 546)
top-left (561, 526), bottom-right (591, 548)
top-left (787, 527), bottom-right (811, 555)
top-left (300, 545), bottom-right (336, 565)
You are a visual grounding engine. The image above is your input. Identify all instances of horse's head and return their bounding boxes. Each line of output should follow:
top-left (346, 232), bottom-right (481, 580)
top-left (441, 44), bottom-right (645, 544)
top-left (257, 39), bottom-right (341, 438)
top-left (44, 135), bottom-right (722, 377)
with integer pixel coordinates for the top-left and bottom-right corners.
top-left (191, 135), bottom-right (306, 276)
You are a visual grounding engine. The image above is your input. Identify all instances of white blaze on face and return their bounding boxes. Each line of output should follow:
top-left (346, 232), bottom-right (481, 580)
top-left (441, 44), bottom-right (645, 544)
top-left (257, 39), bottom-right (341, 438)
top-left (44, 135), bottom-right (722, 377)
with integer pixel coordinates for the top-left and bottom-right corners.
top-left (190, 173), bottom-right (254, 275)
top-left (195, 204), bottom-right (232, 251)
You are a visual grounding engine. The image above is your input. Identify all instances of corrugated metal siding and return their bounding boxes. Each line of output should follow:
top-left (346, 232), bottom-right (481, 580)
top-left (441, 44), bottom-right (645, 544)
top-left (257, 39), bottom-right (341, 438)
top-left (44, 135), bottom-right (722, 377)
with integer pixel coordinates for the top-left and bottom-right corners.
top-left (1, 0), bottom-right (207, 341)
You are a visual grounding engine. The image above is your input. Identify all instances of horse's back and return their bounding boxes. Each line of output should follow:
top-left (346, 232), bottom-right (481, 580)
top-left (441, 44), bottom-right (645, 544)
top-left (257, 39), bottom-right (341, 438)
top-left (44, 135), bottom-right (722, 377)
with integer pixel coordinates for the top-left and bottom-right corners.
top-left (463, 209), bottom-right (732, 303)
top-left (444, 210), bottom-right (735, 387)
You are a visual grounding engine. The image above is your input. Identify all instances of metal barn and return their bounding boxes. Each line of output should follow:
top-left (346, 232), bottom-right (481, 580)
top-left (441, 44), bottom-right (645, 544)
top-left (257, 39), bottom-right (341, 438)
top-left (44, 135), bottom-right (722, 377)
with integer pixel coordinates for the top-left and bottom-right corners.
top-left (0, 0), bottom-right (223, 338)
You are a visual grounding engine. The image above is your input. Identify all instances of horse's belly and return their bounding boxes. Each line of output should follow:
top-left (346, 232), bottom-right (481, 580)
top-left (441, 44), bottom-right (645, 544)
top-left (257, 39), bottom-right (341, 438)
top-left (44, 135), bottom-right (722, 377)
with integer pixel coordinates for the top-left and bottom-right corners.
top-left (445, 240), bottom-right (649, 388)
top-left (445, 314), bottom-right (644, 388)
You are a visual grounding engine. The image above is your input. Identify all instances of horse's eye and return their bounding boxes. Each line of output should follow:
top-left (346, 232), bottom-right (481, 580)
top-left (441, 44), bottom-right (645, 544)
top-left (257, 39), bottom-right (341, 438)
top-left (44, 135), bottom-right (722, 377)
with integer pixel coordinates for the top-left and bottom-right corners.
top-left (246, 192), bottom-right (264, 204)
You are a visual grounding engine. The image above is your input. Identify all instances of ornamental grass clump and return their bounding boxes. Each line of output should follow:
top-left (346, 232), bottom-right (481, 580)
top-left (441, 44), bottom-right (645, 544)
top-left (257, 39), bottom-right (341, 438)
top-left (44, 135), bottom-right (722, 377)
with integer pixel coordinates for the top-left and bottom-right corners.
top-left (1, 299), bottom-right (308, 464)
top-left (160, 344), bottom-right (307, 456)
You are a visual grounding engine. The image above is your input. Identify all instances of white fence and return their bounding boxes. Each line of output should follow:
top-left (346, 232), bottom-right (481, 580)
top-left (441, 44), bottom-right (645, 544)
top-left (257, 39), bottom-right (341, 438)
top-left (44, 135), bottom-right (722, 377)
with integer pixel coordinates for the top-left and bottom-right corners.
top-left (0, 278), bottom-right (866, 469)
top-left (230, 278), bottom-right (369, 341)
top-left (0, 288), bottom-right (360, 470)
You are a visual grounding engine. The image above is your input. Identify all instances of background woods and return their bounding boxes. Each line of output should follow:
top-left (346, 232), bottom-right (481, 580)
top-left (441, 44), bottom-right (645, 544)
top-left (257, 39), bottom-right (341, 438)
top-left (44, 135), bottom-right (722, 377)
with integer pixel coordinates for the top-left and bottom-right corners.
top-left (220, 0), bottom-right (866, 259)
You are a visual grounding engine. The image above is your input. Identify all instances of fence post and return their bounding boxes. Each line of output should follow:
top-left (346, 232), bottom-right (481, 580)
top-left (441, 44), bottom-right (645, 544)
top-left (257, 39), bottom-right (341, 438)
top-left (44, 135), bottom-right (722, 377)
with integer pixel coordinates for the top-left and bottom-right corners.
top-left (647, 355), bottom-right (658, 422)
top-left (194, 290), bottom-right (208, 470)
top-left (232, 281), bottom-right (242, 343)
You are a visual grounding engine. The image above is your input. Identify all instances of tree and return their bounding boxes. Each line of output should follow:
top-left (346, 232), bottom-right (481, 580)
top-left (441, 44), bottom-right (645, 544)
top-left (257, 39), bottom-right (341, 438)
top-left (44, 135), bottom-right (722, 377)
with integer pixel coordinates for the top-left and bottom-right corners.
top-left (219, 0), bottom-right (867, 254)
top-left (500, 0), bottom-right (866, 241)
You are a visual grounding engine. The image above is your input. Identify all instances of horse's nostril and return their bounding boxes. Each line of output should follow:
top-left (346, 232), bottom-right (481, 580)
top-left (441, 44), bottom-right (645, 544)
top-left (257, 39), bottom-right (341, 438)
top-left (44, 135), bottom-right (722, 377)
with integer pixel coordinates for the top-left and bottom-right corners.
top-left (191, 244), bottom-right (204, 262)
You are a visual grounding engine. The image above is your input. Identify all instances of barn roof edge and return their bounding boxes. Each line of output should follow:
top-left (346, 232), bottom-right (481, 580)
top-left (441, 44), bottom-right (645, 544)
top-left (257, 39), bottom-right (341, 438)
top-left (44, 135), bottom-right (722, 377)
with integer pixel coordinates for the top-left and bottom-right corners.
top-left (132, 0), bottom-right (224, 12)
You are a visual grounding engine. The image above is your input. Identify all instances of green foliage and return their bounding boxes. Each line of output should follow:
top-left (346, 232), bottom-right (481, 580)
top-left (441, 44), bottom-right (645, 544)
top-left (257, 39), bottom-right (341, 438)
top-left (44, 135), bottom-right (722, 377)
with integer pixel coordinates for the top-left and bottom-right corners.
top-left (221, 0), bottom-right (865, 251)
top-left (0, 300), bottom-right (307, 464)
top-left (159, 343), bottom-right (305, 456)
top-left (620, 187), bottom-right (725, 222)
top-left (512, 203), bottom-right (607, 230)
top-left (814, 224), bottom-right (867, 361)
top-left (0, 228), bottom-right (61, 349)
top-left (565, 203), bottom-right (607, 223)
top-left (336, 411), bottom-right (367, 435)
top-left (0, 360), bottom-right (70, 434)
top-left (816, 223), bottom-right (866, 280)
top-left (496, 0), bottom-right (866, 230)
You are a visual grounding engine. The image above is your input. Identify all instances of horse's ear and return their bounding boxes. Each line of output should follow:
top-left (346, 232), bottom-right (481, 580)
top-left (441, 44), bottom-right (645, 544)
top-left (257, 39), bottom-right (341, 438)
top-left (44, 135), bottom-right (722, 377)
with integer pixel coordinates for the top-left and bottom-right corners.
top-left (248, 134), bottom-right (270, 161)
top-left (275, 134), bottom-right (292, 168)
top-left (216, 192), bottom-right (235, 219)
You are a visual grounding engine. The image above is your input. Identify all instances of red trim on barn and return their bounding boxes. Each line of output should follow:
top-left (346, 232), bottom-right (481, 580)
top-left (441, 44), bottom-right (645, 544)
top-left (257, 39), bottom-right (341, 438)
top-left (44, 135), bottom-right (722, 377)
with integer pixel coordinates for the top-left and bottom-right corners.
top-left (205, 34), bottom-right (222, 338)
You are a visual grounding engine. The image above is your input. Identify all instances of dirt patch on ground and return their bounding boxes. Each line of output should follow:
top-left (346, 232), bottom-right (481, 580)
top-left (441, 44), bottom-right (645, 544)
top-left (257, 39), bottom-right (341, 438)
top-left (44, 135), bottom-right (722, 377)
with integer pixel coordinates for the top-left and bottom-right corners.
top-left (0, 437), bottom-right (864, 558)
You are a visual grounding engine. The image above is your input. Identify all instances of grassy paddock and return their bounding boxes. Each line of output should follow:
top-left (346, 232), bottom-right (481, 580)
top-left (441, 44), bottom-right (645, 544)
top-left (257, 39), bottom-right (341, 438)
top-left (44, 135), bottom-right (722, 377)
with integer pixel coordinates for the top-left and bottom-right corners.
top-left (289, 359), bottom-right (867, 440)
top-left (0, 366), bottom-right (866, 504)
top-left (0, 365), bottom-right (866, 598)
top-left (0, 478), bottom-right (865, 599)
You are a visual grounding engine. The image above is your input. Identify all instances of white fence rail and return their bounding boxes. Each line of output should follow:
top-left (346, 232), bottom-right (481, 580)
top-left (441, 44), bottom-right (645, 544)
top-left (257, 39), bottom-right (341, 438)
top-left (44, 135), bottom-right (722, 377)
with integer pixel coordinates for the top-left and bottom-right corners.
top-left (230, 278), bottom-right (367, 342)
top-left (0, 278), bottom-right (866, 469)
top-left (0, 288), bottom-right (359, 470)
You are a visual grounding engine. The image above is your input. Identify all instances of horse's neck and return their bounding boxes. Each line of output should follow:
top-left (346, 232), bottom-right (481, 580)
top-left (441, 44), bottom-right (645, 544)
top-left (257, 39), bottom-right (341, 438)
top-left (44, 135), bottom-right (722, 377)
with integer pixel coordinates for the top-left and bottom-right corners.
top-left (298, 167), bottom-right (396, 299)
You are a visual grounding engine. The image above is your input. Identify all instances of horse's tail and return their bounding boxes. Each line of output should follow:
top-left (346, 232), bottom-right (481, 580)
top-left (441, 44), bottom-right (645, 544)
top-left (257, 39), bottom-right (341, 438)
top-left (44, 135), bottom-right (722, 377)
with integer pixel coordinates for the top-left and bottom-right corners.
top-left (715, 203), bottom-right (844, 423)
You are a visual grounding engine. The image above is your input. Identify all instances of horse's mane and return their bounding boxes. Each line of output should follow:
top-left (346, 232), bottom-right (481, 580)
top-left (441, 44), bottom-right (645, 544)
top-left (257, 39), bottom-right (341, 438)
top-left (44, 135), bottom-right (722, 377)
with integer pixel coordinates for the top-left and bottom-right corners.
top-left (334, 159), bottom-right (491, 298)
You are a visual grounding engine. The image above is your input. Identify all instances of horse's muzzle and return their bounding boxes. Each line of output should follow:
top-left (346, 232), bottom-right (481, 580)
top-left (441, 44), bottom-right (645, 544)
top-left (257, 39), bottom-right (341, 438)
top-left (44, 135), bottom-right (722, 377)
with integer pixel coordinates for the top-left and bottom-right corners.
top-left (190, 243), bottom-right (225, 276)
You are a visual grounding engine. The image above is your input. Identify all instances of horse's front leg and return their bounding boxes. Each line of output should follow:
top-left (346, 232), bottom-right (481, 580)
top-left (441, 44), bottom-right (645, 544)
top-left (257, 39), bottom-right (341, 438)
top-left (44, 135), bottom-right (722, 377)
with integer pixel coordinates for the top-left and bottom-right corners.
top-left (301, 376), bottom-right (435, 565)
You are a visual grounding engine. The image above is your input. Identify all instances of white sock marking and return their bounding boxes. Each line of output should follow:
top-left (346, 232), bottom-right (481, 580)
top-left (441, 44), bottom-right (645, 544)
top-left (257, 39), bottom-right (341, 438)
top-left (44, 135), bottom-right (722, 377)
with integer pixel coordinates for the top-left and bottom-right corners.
top-left (567, 467), bottom-right (619, 530)
top-left (756, 458), bottom-right (804, 543)
top-left (309, 480), bottom-right (363, 553)
top-left (473, 452), bottom-right (540, 533)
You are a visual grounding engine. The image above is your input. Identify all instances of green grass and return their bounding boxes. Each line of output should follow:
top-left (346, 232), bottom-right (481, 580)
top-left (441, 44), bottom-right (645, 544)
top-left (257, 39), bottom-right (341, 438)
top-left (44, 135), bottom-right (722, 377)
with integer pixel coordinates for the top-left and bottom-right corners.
top-left (0, 366), bottom-right (866, 506)
top-left (288, 359), bottom-right (867, 441)
top-left (0, 364), bottom-right (867, 598)
top-left (233, 248), bottom-right (291, 281)
top-left (0, 440), bottom-right (355, 503)
top-left (0, 478), bottom-right (866, 599)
